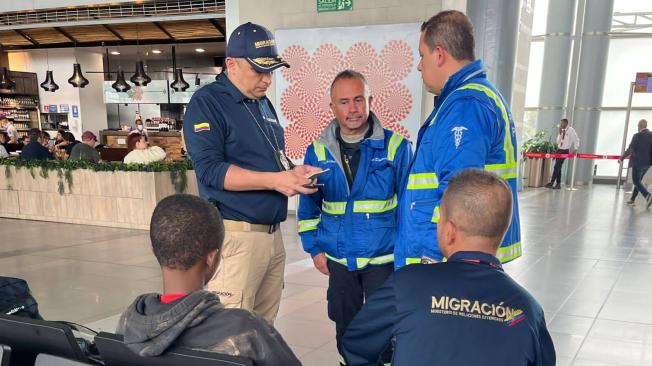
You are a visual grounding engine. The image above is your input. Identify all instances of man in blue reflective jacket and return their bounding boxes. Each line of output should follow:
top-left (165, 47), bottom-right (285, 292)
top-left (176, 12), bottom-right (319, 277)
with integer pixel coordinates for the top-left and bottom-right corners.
top-left (395, 10), bottom-right (521, 268)
top-left (342, 169), bottom-right (555, 366)
top-left (298, 70), bottom-right (411, 365)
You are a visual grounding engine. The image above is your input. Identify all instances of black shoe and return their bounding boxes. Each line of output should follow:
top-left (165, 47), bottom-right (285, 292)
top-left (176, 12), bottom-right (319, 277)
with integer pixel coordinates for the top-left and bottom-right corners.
top-left (553, 185), bottom-right (561, 189)
top-left (544, 182), bottom-right (553, 188)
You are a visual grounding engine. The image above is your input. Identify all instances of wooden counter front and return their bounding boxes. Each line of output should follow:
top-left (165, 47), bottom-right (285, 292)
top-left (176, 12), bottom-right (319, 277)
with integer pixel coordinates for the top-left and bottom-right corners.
top-left (100, 130), bottom-right (184, 161)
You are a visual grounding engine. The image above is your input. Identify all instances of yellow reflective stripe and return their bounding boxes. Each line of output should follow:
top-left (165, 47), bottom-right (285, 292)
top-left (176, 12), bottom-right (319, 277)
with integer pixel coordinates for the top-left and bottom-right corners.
top-left (431, 206), bottom-right (440, 223)
top-left (322, 201), bottom-right (346, 215)
top-left (353, 195), bottom-right (398, 213)
top-left (356, 254), bottom-right (394, 268)
top-left (497, 241), bottom-right (522, 263)
top-left (485, 162), bottom-right (518, 179)
top-left (313, 141), bottom-right (326, 161)
top-left (325, 253), bottom-right (347, 265)
top-left (387, 132), bottom-right (404, 161)
top-left (458, 83), bottom-right (516, 166)
top-left (297, 218), bottom-right (320, 233)
top-left (405, 257), bottom-right (422, 265)
top-left (407, 172), bottom-right (439, 190)
top-left (326, 253), bottom-right (394, 269)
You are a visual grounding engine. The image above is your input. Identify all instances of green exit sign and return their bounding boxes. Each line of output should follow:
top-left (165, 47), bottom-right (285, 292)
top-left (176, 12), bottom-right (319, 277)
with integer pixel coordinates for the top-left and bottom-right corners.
top-left (317, 0), bottom-right (353, 12)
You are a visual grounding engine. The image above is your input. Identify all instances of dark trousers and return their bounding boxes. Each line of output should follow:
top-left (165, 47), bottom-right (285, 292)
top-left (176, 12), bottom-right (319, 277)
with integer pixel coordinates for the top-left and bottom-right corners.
top-left (327, 260), bottom-right (393, 365)
top-left (631, 164), bottom-right (651, 201)
top-left (550, 149), bottom-right (570, 186)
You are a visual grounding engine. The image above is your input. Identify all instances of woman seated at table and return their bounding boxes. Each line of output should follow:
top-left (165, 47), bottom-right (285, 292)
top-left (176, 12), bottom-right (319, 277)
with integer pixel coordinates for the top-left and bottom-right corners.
top-left (124, 132), bottom-right (166, 164)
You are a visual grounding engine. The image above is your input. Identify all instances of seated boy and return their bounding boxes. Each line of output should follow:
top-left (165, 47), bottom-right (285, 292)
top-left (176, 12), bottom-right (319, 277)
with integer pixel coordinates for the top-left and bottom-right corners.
top-left (116, 194), bottom-right (301, 366)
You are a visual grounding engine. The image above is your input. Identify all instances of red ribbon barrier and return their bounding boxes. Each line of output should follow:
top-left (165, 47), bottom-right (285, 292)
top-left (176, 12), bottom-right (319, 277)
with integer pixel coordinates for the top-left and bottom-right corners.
top-left (523, 152), bottom-right (625, 160)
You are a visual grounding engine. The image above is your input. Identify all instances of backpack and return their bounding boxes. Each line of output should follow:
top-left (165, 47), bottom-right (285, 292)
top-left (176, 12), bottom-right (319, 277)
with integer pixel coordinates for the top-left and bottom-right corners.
top-left (0, 277), bottom-right (43, 320)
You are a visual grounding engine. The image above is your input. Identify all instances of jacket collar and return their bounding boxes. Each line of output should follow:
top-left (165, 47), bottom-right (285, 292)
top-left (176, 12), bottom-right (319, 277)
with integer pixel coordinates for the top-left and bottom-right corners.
top-left (448, 250), bottom-right (503, 271)
top-left (438, 59), bottom-right (486, 100)
top-left (318, 111), bottom-right (385, 149)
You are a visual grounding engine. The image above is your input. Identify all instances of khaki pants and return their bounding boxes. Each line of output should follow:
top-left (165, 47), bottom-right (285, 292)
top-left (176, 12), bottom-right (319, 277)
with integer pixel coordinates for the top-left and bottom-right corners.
top-left (207, 229), bottom-right (285, 324)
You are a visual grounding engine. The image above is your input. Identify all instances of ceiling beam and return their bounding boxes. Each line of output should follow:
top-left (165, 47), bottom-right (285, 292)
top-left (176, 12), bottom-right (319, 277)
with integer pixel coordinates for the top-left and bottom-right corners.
top-left (209, 18), bottom-right (226, 36)
top-left (103, 24), bottom-right (124, 41)
top-left (54, 27), bottom-right (78, 43)
top-left (153, 22), bottom-right (176, 41)
top-left (13, 29), bottom-right (38, 45)
top-left (0, 36), bottom-right (226, 50)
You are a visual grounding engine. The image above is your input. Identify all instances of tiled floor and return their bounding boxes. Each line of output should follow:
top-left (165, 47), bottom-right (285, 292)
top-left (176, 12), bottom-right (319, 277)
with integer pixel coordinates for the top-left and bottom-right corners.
top-left (1, 184), bottom-right (652, 365)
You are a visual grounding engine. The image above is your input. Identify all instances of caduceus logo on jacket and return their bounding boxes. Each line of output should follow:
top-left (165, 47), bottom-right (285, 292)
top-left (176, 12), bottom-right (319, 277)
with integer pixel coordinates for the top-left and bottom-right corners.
top-left (452, 126), bottom-right (468, 149)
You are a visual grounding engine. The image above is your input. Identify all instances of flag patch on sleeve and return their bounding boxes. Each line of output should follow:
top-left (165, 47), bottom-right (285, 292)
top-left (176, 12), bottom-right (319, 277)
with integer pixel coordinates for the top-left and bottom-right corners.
top-left (194, 122), bottom-right (210, 132)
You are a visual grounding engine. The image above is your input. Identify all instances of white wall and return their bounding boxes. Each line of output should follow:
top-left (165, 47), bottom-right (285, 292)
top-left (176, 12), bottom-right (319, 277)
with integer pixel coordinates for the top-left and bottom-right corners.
top-left (7, 48), bottom-right (108, 139)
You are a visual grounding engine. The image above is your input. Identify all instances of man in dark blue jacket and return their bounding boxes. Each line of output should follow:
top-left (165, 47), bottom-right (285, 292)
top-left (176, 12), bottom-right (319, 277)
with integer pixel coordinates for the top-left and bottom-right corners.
top-left (183, 22), bottom-right (319, 324)
top-left (21, 128), bottom-right (52, 161)
top-left (342, 169), bottom-right (555, 366)
top-left (620, 119), bottom-right (652, 208)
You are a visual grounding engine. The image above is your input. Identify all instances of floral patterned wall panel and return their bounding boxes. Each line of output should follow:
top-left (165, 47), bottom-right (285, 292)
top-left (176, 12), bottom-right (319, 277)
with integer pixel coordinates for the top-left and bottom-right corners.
top-left (275, 23), bottom-right (423, 160)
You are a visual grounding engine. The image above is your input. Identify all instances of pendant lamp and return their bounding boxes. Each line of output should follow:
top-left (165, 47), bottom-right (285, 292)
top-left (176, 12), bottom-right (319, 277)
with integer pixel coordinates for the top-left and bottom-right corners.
top-left (195, 74), bottom-right (200, 86)
top-left (171, 68), bottom-right (189, 91)
top-left (130, 60), bottom-right (151, 86)
top-left (0, 67), bottom-right (16, 90)
top-left (112, 67), bottom-right (131, 92)
top-left (68, 63), bottom-right (89, 88)
top-left (40, 71), bottom-right (59, 92)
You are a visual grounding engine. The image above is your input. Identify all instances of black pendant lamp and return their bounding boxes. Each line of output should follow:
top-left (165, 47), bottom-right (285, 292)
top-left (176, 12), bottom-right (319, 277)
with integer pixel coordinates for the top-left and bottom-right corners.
top-left (195, 74), bottom-right (200, 86)
top-left (0, 67), bottom-right (16, 90)
top-left (40, 71), bottom-right (59, 92)
top-left (171, 69), bottom-right (189, 91)
top-left (68, 63), bottom-right (89, 88)
top-left (130, 60), bottom-right (151, 86)
top-left (112, 67), bottom-right (131, 92)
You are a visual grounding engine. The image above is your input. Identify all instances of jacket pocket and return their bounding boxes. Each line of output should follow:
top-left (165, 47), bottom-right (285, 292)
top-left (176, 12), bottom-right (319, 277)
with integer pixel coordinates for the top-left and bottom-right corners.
top-left (410, 198), bottom-right (438, 224)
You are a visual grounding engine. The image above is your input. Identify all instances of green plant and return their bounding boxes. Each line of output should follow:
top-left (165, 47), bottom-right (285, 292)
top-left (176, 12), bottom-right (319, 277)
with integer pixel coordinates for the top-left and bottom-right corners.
top-left (0, 158), bottom-right (194, 194)
top-left (521, 130), bottom-right (557, 155)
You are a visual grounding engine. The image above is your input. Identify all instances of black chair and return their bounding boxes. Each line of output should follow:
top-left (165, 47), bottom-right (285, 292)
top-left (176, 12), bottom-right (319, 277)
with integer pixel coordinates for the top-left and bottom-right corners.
top-left (0, 314), bottom-right (89, 366)
top-left (35, 354), bottom-right (93, 366)
top-left (0, 345), bottom-right (10, 366)
top-left (95, 332), bottom-right (253, 366)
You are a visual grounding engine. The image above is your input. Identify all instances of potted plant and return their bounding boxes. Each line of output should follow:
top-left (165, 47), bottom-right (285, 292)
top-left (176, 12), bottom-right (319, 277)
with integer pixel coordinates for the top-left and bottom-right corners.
top-left (522, 131), bottom-right (558, 187)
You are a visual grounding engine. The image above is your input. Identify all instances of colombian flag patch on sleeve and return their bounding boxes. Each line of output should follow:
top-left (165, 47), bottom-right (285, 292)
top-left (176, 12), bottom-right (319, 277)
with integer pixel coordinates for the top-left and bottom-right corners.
top-left (194, 122), bottom-right (210, 132)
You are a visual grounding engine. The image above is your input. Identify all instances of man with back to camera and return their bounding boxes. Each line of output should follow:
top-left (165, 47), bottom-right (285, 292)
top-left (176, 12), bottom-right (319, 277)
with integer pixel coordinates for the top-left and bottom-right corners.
top-left (298, 70), bottom-right (412, 365)
top-left (395, 10), bottom-right (521, 268)
top-left (69, 130), bottom-right (101, 163)
top-left (545, 118), bottom-right (579, 189)
top-left (620, 119), bottom-right (652, 208)
top-left (116, 194), bottom-right (301, 366)
top-left (183, 22), bottom-right (320, 324)
top-left (342, 169), bottom-right (556, 366)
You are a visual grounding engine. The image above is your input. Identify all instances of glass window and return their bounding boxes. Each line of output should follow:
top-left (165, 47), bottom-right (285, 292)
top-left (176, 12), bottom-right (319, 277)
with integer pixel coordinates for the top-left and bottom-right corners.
top-left (525, 42), bottom-right (544, 108)
top-left (532, 0), bottom-right (549, 36)
top-left (602, 38), bottom-right (652, 108)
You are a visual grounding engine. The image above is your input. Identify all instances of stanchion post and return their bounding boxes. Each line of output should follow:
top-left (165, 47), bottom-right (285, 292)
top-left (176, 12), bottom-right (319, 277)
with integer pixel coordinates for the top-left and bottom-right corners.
top-left (617, 82), bottom-right (635, 189)
top-left (567, 153), bottom-right (579, 191)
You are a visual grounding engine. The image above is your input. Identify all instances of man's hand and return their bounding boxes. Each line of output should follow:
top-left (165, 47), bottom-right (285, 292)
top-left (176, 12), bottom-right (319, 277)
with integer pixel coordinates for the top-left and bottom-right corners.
top-left (270, 169), bottom-right (318, 197)
top-left (312, 253), bottom-right (329, 276)
top-left (293, 164), bottom-right (323, 177)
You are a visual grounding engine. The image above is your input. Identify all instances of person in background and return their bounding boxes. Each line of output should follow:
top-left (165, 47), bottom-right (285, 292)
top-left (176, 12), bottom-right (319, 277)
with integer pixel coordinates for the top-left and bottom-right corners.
top-left (136, 118), bottom-right (148, 137)
top-left (116, 194), bottom-right (301, 366)
top-left (0, 116), bottom-right (18, 144)
top-left (0, 135), bottom-right (8, 158)
top-left (124, 132), bottom-right (166, 164)
top-left (620, 119), bottom-right (652, 208)
top-left (69, 130), bottom-right (101, 163)
top-left (21, 128), bottom-right (53, 161)
top-left (342, 169), bottom-right (555, 366)
top-left (545, 118), bottom-right (579, 189)
top-left (54, 129), bottom-right (69, 151)
top-left (61, 132), bottom-right (79, 159)
top-left (40, 131), bottom-right (51, 148)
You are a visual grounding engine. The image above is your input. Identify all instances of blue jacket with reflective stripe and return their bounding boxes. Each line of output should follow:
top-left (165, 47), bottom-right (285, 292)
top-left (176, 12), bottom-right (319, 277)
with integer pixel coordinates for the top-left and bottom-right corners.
top-left (298, 113), bottom-right (412, 271)
top-left (395, 60), bottom-right (521, 269)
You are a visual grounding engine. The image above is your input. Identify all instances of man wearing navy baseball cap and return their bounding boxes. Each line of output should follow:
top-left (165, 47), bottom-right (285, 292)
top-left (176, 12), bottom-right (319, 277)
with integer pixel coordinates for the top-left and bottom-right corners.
top-left (183, 22), bottom-right (320, 324)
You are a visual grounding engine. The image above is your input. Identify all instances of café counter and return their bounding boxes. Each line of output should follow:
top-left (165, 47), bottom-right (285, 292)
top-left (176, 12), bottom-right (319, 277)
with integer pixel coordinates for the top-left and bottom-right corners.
top-left (99, 130), bottom-right (185, 161)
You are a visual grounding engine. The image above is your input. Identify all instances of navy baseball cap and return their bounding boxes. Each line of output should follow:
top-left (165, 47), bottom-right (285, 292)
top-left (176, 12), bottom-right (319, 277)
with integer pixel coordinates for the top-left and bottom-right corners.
top-left (226, 22), bottom-right (290, 73)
